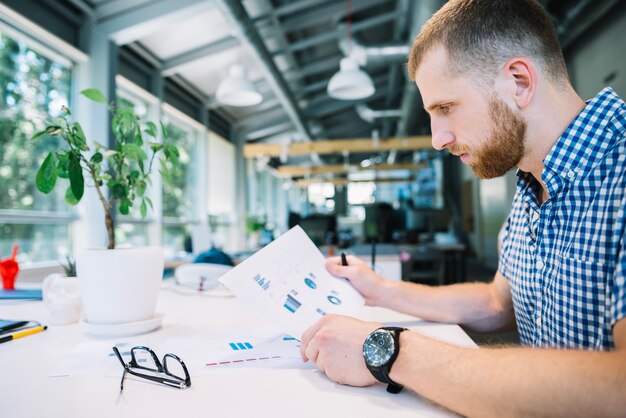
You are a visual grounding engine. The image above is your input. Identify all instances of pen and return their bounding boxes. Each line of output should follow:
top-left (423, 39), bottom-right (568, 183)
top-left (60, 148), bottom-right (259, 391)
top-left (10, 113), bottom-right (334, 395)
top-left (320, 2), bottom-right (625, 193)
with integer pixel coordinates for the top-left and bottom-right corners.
top-left (0, 325), bottom-right (47, 344)
top-left (341, 252), bottom-right (348, 266)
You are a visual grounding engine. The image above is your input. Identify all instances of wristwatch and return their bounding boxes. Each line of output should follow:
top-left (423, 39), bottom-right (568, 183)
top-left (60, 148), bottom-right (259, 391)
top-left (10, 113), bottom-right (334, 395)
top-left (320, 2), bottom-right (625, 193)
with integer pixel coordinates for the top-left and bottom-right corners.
top-left (362, 326), bottom-right (408, 394)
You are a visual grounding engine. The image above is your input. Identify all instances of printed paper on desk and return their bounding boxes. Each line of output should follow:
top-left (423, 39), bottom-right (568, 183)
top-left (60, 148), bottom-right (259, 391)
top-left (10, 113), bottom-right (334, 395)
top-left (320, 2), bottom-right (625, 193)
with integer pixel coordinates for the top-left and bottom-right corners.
top-left (219, 225), bottom-right (364, 339)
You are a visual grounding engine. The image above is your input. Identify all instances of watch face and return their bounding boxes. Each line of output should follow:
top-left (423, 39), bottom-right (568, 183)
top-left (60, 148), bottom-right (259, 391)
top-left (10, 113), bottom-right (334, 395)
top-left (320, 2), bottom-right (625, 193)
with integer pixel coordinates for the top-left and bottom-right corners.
top-left (363, 329), bottom-right (395, 367)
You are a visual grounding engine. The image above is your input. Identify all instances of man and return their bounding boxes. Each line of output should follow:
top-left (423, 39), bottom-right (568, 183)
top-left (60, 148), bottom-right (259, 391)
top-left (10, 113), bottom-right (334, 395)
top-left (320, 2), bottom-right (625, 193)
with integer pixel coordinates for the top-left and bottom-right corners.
top-left (299, 0), bottom-right (626, 416)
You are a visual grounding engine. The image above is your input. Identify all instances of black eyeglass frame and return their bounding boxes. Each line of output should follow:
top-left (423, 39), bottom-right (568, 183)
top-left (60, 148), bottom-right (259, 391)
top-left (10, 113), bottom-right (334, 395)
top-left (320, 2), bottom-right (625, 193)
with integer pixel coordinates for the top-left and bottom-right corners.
top-left (112, 346), bottom-right (192, 391)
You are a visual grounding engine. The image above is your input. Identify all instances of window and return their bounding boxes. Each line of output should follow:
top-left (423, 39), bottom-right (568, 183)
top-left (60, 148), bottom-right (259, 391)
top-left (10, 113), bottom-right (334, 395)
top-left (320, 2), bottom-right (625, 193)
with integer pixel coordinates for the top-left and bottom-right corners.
top-left (307, 182), bottom-right (335, 212)
top-left (161, 112), bottom-right (198, 256)
top-left (207, 132), bottom-right (236, 250)
top-left (0, 30), bottom-right (74, 263)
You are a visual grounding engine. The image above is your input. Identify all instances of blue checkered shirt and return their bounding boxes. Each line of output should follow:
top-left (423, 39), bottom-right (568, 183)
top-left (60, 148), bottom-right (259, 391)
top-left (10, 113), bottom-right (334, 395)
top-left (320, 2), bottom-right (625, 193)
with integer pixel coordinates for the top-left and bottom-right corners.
top-left (499, 87), bottom-right (626, 350)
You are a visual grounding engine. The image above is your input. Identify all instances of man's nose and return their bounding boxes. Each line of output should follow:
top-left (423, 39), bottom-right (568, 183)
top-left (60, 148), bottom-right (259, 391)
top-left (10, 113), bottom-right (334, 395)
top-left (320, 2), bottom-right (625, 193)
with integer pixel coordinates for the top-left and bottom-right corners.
top-left (430, 118), bottom-right (454, 150)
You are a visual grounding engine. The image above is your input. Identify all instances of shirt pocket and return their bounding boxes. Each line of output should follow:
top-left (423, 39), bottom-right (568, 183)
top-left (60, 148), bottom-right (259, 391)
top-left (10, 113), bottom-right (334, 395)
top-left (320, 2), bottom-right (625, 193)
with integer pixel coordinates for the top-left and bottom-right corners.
top-left (549, 254), bottom-right (609, 349)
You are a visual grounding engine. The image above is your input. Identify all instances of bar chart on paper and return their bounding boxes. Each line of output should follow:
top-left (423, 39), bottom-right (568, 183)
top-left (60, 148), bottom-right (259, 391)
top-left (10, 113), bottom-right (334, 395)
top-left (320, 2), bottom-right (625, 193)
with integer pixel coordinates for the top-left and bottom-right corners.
top-left (204, 335), bottom-right (304, 369)
top-left (219, 226), bottom-right (365, 338)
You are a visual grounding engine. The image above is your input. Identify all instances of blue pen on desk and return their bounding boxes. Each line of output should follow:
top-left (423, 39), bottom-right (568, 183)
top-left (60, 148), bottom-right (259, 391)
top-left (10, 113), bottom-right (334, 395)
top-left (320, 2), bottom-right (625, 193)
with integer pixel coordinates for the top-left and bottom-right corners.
top-left (341, 252), bottom-right (348, 266)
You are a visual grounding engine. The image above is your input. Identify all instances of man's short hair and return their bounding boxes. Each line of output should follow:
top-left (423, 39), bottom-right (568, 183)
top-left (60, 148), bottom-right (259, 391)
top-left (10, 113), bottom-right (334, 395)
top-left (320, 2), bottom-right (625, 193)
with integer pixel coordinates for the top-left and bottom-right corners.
top-left (407, 0), bottom-right (569, 87)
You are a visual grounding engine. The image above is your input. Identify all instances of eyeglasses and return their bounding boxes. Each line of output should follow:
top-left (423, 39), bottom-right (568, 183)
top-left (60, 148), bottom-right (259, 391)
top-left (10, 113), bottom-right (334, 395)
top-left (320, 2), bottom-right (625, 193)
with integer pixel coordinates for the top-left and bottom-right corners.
top-left (112, 346), bottom-right (191, 392)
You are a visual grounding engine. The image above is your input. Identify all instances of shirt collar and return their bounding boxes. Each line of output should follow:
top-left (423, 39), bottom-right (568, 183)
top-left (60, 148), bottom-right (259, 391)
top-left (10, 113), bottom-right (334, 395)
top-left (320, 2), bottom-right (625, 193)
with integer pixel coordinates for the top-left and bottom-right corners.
top-left (542, 87), bottom-right (624, 184)
top-left (515, 87), bottom-right (624, 197)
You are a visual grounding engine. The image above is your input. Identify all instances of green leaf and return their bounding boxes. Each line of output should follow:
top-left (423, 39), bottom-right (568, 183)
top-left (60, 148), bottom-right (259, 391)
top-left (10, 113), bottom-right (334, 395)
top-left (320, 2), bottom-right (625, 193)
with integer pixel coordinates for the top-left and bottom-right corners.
top-left (32, 130), bottom-right (47, 140)
top-left (160, 160), bottom-right (171, 185)
top-left (81, 88), bottom-right (107, 104)
top-left (144, 121), bottom-right (157, 138)
top-left (148, 142), bottom-right (164, 152)
top-left (119, 198), bottom-right (131, 215)
top-left (136, 179), bottom-right (146, 197)
top-left (45, 126), bottom-right (63, 135)
top-left (36, 153), bottom-right (57, 194)
top-left (103, 150), bottom-right (118, 158)
top-left (122, 144), bottom-right (147, 161)
top-left (145, 196), bottom-right (154, 210)
top-left (56, 152), bottom-right (70, 179)
top-left (164, 144), bottom-right (180, 165)
top-left (140, 199), bottom-right (147, 218)
top-left (65, 186), bottom-right (79, 205)
top-left (68, 152), bottom-right (84, 201)
top-left (111, 183), bottom-right (126, 199)
top-left (90, 152), bottom-right (103, 163)
top-left (72, 122), bottom-right (88, 150)
top-left (160, 121), bottom-right (168, 140)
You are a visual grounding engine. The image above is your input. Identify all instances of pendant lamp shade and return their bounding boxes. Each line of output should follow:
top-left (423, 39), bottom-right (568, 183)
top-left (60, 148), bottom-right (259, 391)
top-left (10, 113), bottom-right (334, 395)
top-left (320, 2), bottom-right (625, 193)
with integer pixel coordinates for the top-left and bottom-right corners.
top-left (216, 64), bottom-right (263, 107)
top-left (327, 57), bottom-right (375, 100)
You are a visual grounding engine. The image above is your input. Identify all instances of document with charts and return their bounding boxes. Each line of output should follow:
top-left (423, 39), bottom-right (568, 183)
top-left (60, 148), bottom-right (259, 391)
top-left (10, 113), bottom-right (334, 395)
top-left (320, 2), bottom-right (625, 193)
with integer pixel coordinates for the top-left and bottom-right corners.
top-left (219, 226), bottom-right (364, 339)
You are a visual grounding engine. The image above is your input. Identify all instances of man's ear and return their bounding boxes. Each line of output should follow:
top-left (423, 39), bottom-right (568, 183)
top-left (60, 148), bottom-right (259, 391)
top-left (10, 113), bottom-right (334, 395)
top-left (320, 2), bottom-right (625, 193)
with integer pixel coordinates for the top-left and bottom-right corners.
top-left (497, 57), bottom-right (536, 110)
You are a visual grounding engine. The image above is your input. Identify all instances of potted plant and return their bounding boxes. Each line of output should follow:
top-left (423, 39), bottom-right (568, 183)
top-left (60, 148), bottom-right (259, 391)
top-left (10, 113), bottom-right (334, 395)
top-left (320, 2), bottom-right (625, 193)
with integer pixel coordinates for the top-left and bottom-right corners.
top-left (33, 88), bottom-right (180, 327)
top-left (245, 214), bottom-right (266, 249)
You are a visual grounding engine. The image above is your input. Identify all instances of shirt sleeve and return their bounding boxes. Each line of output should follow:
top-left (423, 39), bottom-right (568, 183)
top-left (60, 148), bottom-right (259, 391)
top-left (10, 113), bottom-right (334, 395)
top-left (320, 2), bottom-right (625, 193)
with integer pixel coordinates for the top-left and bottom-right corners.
top-left (497, 213), bottom-right (512, 279)
top-left (610, 196), bottom-right (626, 327)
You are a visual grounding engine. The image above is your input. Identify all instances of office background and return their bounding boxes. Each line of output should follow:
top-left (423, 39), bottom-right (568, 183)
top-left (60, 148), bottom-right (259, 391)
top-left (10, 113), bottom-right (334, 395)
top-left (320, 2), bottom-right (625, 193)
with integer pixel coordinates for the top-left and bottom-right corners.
top-left (0, 0), bottom-right (624, 282)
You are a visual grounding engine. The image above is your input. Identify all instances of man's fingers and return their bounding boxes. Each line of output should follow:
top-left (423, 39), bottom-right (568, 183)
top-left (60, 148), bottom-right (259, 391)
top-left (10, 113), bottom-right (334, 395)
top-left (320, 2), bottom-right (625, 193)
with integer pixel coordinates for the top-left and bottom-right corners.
top-left (305, 333), bottom-right (323, 365)
top-left (300, 317), bottom-right (326, 360)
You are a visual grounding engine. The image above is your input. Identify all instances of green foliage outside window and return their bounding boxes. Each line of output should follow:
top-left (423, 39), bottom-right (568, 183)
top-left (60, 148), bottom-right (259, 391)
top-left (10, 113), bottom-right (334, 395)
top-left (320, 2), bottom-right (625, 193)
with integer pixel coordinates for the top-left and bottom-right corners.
top-left (0, 32), bottom-right (72, 262)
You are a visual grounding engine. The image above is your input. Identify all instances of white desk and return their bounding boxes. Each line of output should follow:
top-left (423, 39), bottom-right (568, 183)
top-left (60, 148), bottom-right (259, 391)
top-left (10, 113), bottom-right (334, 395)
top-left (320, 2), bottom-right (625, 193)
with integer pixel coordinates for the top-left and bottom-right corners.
top-left (0, 284), bottom-right (475, 418)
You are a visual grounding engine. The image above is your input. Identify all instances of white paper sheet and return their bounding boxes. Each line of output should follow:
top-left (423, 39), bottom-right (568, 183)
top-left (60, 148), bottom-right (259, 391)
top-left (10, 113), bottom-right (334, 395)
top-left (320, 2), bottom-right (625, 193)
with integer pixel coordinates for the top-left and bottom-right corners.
top-left (219, 226), bottom-right (365, 339)
top-left (49, 330), bottom-right (314, 378)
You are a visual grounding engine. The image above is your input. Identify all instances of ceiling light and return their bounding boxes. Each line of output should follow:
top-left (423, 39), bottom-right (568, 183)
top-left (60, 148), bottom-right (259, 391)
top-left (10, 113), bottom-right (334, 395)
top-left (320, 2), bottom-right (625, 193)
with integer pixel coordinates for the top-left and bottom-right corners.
top-left (216, 64), bottom-right (262, 107)
top-left (327, 56), bottom-right (375, 100)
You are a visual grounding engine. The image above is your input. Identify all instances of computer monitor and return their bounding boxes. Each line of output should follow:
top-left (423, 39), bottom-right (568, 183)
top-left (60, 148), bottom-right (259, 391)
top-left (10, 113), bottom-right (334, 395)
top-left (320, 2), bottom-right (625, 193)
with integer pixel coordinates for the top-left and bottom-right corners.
top-left (298, 215), bottom-right (337, 246)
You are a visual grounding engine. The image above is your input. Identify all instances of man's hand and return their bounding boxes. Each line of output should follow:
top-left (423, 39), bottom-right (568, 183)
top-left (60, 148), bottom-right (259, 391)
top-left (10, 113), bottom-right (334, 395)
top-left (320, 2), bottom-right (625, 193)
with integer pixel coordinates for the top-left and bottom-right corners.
top-left (300, 314), bottom-right (381, 387)
top-left (325, 255), bottom-right (389, 306)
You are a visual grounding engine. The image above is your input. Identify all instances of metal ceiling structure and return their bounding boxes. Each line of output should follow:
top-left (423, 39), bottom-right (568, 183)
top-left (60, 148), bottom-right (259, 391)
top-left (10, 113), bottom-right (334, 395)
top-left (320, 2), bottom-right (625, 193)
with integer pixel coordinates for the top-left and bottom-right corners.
top-left (33, 0), bottom-right (625, 168)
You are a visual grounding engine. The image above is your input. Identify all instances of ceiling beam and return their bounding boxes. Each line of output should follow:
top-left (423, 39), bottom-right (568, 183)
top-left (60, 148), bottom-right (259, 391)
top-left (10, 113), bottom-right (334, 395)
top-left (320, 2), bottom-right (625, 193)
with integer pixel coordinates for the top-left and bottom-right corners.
top-left (271, 10), bottom-right (403, 55)
top-left (304, 89), bottom-right (388, 118)
top-left (244, 136), bottom-right (432, 158)
top-left (94, 0), bottom-right (154, 21)
top-left (98, 0), bottom-right (215, 45)
top-left (161, 36), bottom-right (238, 76)
top-left (277, 162), bottom-right (427, 177)
top-left (246, 121), bottom-right (294, 141)
top-left (278, 0), bottom-right (390, 34)
top-left (296, 176), bottom-right (415, 187)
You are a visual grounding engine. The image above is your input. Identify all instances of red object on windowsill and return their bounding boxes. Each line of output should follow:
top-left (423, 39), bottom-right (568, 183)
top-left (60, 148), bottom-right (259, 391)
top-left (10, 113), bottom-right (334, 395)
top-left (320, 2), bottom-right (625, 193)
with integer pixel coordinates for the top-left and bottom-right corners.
top-left (0, 245), bottom-right (19, 290)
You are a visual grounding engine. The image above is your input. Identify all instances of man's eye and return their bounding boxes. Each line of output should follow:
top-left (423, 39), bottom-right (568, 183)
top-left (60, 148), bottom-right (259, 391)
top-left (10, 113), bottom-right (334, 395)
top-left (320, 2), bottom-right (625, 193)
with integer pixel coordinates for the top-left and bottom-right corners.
top-left (439, 105), bottom-right (451, 113)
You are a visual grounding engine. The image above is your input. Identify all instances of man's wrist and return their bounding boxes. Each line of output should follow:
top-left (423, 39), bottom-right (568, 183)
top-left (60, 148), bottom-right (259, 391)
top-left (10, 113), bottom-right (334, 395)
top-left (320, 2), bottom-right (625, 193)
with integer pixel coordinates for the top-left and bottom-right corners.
top-left (388, 330), bottom-right (419, 386)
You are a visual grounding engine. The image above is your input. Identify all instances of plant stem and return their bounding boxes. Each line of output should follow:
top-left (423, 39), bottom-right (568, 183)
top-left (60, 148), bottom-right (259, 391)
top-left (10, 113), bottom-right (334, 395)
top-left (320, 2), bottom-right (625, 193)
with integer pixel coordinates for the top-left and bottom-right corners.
top-left (88, 162), bottom-right (115, 249)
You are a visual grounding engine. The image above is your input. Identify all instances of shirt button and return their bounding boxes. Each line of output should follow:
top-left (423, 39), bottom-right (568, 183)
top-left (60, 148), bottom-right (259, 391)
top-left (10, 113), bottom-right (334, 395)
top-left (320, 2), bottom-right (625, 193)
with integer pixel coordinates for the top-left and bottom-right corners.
top-left (536, 259), bottom-right (545, 269)
top-left (567, 170), bottom-right (575, 179)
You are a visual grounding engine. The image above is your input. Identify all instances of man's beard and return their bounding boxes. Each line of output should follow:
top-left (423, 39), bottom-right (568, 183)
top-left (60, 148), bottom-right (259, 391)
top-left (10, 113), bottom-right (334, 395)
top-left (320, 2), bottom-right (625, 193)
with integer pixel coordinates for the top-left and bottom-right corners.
top-left (450, 96), bottom-right (527, 179)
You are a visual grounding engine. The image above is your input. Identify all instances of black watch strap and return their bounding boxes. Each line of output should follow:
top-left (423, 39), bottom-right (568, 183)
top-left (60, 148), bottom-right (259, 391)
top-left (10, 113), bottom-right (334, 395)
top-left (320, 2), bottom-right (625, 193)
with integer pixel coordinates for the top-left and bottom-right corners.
top-left (367, 327), bottom-right (407, 394)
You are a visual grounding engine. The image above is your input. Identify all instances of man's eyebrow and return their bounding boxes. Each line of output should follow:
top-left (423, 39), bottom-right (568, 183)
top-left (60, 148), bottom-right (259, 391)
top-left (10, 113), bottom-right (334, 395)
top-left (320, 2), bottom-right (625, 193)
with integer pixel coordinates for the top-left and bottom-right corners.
top-left (424, 101), bottom-right (449, 112)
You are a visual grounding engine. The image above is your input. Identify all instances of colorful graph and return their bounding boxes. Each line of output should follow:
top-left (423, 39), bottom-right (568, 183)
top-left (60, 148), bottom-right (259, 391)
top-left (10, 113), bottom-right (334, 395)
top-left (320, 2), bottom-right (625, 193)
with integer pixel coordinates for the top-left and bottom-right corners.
top-left (229, 342), bottom-right (254, 351)
top-left (252, 273), bottom-right (271, 290)
top-left (327, 295), bottom-right (341, 305)
top-left (284, 294), bottom-right (302, 313)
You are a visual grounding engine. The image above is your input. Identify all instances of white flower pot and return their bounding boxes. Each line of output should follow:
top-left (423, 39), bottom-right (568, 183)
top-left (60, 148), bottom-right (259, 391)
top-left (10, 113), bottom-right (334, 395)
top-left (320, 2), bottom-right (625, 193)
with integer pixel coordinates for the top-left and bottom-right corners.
top-left (76, 246), bottom-right (163, 325)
